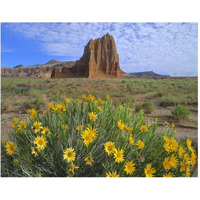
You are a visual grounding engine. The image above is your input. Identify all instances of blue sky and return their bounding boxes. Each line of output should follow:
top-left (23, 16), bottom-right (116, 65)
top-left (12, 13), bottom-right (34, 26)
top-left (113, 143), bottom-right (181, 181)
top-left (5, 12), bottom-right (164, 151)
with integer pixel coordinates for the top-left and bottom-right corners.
top-left (1, 22), bottom-right (198, 76)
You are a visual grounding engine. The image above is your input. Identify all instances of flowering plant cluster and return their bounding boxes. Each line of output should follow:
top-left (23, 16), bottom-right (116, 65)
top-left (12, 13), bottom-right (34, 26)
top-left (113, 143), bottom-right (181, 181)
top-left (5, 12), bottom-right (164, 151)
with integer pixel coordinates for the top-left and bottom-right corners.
top-left (1, 94), bottom-right (197, 177)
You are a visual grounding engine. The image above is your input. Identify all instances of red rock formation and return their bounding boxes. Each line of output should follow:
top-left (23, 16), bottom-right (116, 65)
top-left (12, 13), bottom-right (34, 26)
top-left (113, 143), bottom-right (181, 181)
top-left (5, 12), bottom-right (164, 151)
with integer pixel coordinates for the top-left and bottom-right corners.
top-left (51, 33), bottom-right (122, 78)
top-left (79, 33), bottom-right (121, 78)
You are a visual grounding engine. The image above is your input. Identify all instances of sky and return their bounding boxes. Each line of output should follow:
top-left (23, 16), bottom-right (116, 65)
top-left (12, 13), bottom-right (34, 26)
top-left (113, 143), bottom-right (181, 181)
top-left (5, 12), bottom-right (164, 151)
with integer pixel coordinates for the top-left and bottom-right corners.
top-left (1, 22), bottom-right (198, 76)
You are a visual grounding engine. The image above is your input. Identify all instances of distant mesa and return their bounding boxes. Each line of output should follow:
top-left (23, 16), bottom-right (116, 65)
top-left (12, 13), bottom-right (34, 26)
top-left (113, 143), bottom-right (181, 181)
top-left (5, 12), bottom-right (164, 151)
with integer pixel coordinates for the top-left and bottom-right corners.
top-left (1, 33), bottom-right (122, 79)
top-left (129, 71), bottom-right (170, 78)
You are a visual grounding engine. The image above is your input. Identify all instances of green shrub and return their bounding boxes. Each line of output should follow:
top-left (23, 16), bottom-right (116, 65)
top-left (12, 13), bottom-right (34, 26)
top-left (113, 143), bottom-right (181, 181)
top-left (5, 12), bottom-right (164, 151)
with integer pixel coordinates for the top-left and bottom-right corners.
top-left (135, 103), bottom-right (143, 112)
top-left (135, 102), bottom-right (154, 114)
top-left (9, 85), bottom-right (31, 95)
top-left (160, 96), bottom-right (178, 107)
top-left (123, 96), bottom-right (137, 106)
top-left (154, 91), bottom-right (163, 97)
top-left (23, 99), bottom-right (32, 110)
top-left (142, 102), bottom-right (154, 114)
top-left (171, 105), bottom-right (191, 122)
top-left (33, 96), bottom-right (44, 107)
top-left (121, 80), bottom-right (126, 84)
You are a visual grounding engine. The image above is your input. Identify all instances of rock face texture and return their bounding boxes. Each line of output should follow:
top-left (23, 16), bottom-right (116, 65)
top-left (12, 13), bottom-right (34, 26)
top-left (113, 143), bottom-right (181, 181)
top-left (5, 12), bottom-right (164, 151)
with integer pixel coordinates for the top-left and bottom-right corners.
top-left (1, 60), bottom-right (76, 78)
top-left (1, 33), bottom-right (122, 79)
top-left (1, 66), bottom-right (53, 78)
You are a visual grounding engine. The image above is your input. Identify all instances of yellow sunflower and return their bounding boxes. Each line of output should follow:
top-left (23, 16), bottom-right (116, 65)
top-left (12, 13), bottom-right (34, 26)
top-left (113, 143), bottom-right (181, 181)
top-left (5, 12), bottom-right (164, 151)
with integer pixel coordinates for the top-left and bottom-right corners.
top-left (163, 142), bottom-right (171, 153)
top-left (163, 136), bottom-right (171, 143)
top-left (81, 127), bottom-right (97, 146)
top-left (114, 148), bottom-right (125, 163)
top-left (29, 109), bottom-right (37, 119)
top-left (81, 94), bottom-right (88, 100)
top-left (163, 172), bottom-right (174, 177)
top-left (82, 133), bottom-right (93, 146)
top-left (2, 139), bottom-right (7, 144)
top-left (163, 157), bottom-right (171, 171)
top-left (178, 146), bottom-right (185, 158)
top-left (18, 121), bottom-right (26, 132)
top-left (85, 155), bottom-right (94, 166)
top-left (64, 98), bottom-right (70, 103)
top-left (140, 125), bottom-right (148, 132)
top-left (62, 124), bottom-right (68, 130)
top-left (106, 172), bottom-right (119, 177)
top-left (165, 121), bottom-right (170, 126)
top-left (57, 104), bottom-right (66, 112)
top-left (98, 98), bottom-right (105, 104)
top-left (117, 120), bottom-right (125, 131)
top-left (41, 127), bottom-right (50, 136)
top-left (124, 160), bottom-right (136, 175)
top-left (5, 142), bottom-right (16, 155)
top-left (169, 154), bottom-right (179, 168)
top-left (170, 138), bottom-right (179, 152)
top-left (186, 167), bottom-right (191, 177)
top-left (34, 136), bottom-right (47, 149)
top-left (97, 106), bottom-right (102, 112)
top-left (31, 146), bottom-right (39, 156)
top-left (180, 162), bottom-right (187, 172)
top-left (31, 121), bottom-right (43, 133)
top-left (186, 138), bottom-right (193, 151)
top-left (129, 134), bottom-right (134, 145)
top-left (88, 94), bottom-right (95, 101)
top-left (190, 151), bottom-right (197, 166)
top-left (104, 141), bottom-right (115, 155)
top-left (125, 126), bottom-right (133, 131)
top-left (136, 140), bottom-right (145, 150)
top-left (11, 117), bottom-right (19, 128)
top-left (48, 101), bottom-right (57, 112)
top-left (88, 112), bottom-right (98, 121)
top-left (76, 125), bottom-right (83, 131)
top-left (183, 153), bottom-right (191, 165)
top-left (63, 148), bottom-right (76, 162)
top-left (144, 164), bottom-right (156, 177)
top-left (69, 163), bottom-right (79, 174)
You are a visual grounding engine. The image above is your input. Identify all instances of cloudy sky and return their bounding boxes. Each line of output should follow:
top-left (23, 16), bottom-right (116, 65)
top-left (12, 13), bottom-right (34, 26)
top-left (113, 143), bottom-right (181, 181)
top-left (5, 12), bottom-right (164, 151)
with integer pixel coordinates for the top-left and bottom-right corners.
top-left (1, 22), bottom-right (198, 76)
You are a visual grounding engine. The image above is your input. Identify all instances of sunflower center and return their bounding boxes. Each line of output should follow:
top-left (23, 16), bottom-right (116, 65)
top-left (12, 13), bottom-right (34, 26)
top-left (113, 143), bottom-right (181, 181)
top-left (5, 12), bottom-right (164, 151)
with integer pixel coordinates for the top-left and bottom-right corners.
top-left (146, 169), bottom-right (152, 175)
top-left (67, 152), bottom-right (72, 157)
top-left (10, 145), bottom-right (15, 151)
top-left (108, 146), bottom-right (113, 151)
top-left (85, 135), bottom-right (90, 140)
top-left (38, 140), bottom-right (43, 145)
top-left (116, 153), bottom-right (121, 157)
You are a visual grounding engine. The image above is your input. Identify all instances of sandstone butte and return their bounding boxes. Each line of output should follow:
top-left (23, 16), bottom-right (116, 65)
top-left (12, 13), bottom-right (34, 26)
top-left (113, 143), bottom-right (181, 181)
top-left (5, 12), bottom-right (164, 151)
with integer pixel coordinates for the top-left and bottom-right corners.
top-left (1, 33), bottom-right (122, 79)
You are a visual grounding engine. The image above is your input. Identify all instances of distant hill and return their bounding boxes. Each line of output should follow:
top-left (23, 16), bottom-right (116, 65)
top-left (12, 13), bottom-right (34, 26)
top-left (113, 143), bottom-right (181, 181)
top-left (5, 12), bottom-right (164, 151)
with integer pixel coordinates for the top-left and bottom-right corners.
top-left (14, 64), bottom-right (24, 68)
top-left (129, 71), bottom-right (170, 77)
